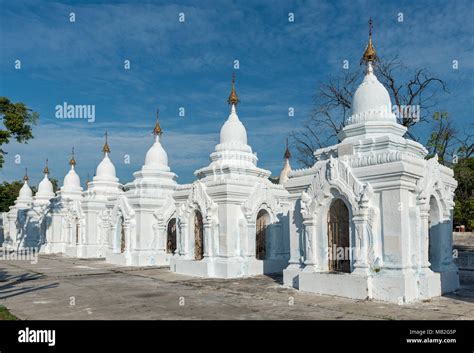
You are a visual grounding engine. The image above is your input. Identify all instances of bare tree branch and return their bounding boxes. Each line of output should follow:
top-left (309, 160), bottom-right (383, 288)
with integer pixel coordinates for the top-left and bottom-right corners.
top-left (291, 56), bottom-right (449, 166)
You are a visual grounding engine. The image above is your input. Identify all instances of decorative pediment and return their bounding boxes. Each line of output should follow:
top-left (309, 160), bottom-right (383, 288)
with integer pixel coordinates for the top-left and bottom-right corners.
top-left (301, 157), bottom-right (372, 219)
top-left (111, 195), bottom-right (135, 221)
top-left (415, 155), bottom-right (452, 214)
top-left (444, 185), bottom-right (455, 211)
top-left (99, 208), bottom-right (112, 227)
top-left (182, 182), bottom-right (218, 223)
top-left (241, 182), bottom-right (283, 222)
top-left (153, 195), bottom-right (176, 227)
top-left (62, 199), bottom-right (84, 227)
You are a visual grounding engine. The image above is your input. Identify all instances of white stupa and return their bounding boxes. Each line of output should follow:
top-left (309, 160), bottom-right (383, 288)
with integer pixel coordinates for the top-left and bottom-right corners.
top-left (3, 169), bottom-right (33, 250)
top-left (66, 133), bottom-right (122, 258)
top-left (16, 169), bottom-right (34, 208)
top-left (171, 74), bottom-right (290, 278)
top-left (21, 160), bottom-right (56, 250)
top-left (143, 119), bottom-right (170, 171)
top-left (59, 148), bottom-right (83, 199)
top-left (106, 113), bottom-right (178, 266)
top-left (283, 20), bottom-right (458, 304)
top-left (193, 76), bottom-right (270, 182)
top-left (93, 133), bottom-right (119, 186)
top-left (43, 148), bottom-right (84, 254)
top-left (34, 160), bottom-right (55, 203)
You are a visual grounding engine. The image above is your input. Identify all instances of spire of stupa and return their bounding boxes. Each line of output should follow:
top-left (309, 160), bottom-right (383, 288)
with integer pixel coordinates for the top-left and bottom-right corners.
top-left (153, 108), bottom-right (163, 140)
top-left (102, 131), bottom-right (110, 155)
top-left (43, 159), bottom-right (50, 175)
top-left (360, 18), bottom-right (378, 70)
top-left (227, 72), bottom-right (240, 108)
top-left (69, 147), bottom-right (76, 167)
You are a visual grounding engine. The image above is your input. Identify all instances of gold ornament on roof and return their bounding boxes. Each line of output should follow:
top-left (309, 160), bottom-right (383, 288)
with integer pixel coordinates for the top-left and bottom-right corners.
top-left (153, 109), bottom-right (163, 136)
top-left (69, 147), bottom-right (76, 166)
top-left (361, 18), bottom-right (378, 65)
top-left (23, 168), bottom-right (29, 181)
top-left (102, 131), bottom-right (111, 154)
top-left (227, 72), bottom-right (240, 106)
top-left (43, 159), bottom-right (49, 175)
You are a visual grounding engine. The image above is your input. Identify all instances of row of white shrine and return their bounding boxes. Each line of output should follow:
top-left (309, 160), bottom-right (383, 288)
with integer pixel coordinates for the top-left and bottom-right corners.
top-left (0, 33), bottom-right (459, 304)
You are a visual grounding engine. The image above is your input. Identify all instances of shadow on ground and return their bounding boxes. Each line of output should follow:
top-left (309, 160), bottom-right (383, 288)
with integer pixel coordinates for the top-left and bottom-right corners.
top-left (442, 283), bottom-right (474, 303)
top-left (0, 270), bottom-right (58, 300)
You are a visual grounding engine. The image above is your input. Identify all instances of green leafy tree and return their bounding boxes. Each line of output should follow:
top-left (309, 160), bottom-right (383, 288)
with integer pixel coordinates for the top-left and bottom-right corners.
top-left (425, 112), bottom-right (473, 230)
top-left (453, 157), bottom-right (474, 231)
top-left (0, 97), bottom-right (39, 169)
top-left (0, 181), bottom-right (24, 212)
top-left (50, 178), bottom-right (59, 192)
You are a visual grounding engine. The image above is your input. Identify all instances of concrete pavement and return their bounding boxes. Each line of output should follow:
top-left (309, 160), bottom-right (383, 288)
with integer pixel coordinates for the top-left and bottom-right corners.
top-left (0, 255), bottom-right (473, 320)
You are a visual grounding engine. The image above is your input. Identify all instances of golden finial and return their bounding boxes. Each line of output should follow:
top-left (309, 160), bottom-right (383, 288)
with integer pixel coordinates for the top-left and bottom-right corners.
top-left (23, 168), bottom-right (29, 181)
top-left (69, 147), bottom-right (76, 166)
top-left (43, 159), bottom-right (49, 175)
top-left (284, 138), bottom-right (291, 159)
top-left (86, 173), bottom-right (90, 186)
top-left (102, 131), bottom-right (111, 154)
top-left (227, 72), bottom-right (240, 106)
top-left (153, 109), bottom-right (162, 136)
top-left (361, 18), bottom-right (378, 65)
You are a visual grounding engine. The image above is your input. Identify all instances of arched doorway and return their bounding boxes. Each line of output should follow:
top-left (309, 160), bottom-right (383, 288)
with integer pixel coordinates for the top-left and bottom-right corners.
top-left (120, 216), bottom-right (126, 253)
top-left (167, 218), bottom-right (177, 254)
top-left (194, 211), bottom-right (204, 260)
top-left (327, 199), bottom-right (350, 273)
top-left (428, 196), bottom-right (441, 271)
top-left (256, 210), bottom-right (268, 260)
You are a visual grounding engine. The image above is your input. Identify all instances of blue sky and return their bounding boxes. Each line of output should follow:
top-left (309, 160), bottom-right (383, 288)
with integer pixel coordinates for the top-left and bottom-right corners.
top-left (0, 0), bottom-right (473, 186)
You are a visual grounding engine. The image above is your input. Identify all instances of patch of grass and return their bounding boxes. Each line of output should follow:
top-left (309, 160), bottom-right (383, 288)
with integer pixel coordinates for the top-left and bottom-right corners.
top-left (382, 316), bottom-right (395, 320)
top-left (0, 305), bottom-right (18, 320)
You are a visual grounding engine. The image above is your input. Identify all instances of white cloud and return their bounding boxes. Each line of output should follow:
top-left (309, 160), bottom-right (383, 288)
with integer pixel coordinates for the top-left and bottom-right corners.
top-left (0, 120), bottom-right (217, 185)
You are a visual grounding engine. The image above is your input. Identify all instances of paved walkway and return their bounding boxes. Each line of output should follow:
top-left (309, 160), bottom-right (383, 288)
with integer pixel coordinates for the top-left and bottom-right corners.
top-left (0, 255), bottom-right (473, 320)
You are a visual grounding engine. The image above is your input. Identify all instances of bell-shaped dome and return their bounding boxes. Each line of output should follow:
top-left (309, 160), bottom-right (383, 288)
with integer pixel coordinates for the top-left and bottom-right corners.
top-left (340, 20), bottom-right (404, 141)
top-left (95, 153), bottom-right (117, 181)
top-left (19, 181), bottom-right (33, 199)
top-left (145, 135), bottom-right (168, 169)
top-left (220, 104), bottom-right (248, 145)
top-left (63, 166), bottom-right (81, 189)
top-left (37, 174), bottom-right (54, 197)
top-left (351, 64), bottom-right (391, 117)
